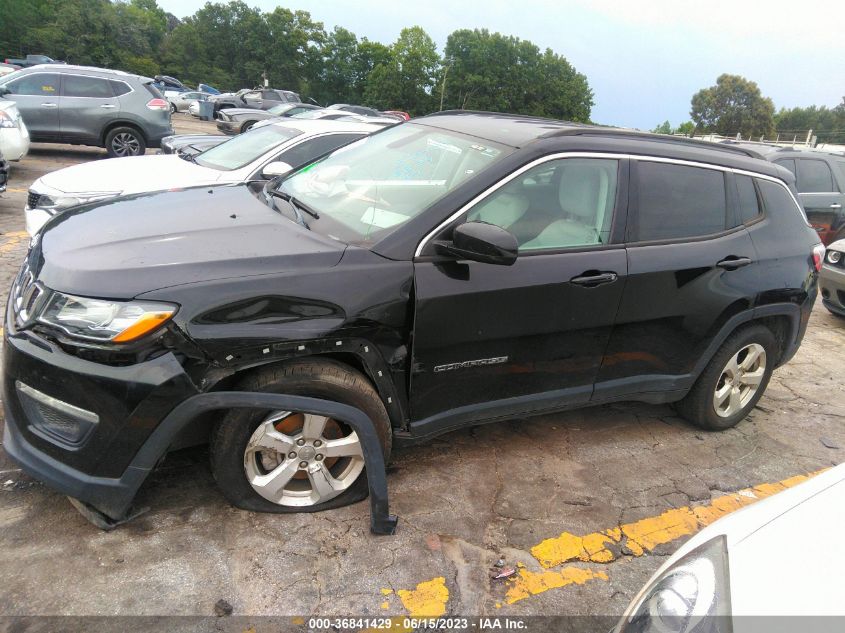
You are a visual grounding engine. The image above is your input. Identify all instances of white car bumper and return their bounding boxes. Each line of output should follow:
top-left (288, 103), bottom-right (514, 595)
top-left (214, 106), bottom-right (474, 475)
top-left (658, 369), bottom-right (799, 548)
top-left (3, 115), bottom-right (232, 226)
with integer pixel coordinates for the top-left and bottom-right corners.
top-left (0, 119), bottom-right (30, 161)
top-left (24, 205), bottom-right (51, 236)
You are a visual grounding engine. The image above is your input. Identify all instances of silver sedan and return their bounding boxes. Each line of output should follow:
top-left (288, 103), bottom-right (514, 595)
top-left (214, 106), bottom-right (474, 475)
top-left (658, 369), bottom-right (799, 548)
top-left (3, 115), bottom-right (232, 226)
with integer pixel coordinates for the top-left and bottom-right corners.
top-left (167, 91), bottom-right (208, 113)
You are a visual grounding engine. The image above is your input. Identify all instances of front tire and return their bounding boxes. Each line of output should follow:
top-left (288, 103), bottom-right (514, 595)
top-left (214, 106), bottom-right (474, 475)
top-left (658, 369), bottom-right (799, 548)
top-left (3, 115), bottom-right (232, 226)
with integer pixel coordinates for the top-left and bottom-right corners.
top-left (675, 325), bottom-right (776, 431)
top-left (210, 359), bottom-right (392, 513)
top-left (105, 126), bottom-right (146, 157)
top-left (240, 120), bottom-right (256, 133)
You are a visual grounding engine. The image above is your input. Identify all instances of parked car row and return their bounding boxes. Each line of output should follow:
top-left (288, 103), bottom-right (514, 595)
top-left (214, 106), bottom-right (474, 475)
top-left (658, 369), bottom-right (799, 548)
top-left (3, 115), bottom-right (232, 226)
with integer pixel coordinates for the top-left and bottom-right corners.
top-left (3, 54), bottom-right (64, 68)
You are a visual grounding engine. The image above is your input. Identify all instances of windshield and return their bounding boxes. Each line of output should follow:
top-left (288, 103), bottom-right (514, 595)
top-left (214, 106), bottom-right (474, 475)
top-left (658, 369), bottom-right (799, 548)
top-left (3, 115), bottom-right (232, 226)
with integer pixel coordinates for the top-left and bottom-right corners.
top-left (291, 109), bottom-right (333, 120)
top-left (275, 123), bottom-right (512, 245)
top-left (268, 103), bottom-right (296, 115)
top-left (194, 125), bottom-right (302, 170)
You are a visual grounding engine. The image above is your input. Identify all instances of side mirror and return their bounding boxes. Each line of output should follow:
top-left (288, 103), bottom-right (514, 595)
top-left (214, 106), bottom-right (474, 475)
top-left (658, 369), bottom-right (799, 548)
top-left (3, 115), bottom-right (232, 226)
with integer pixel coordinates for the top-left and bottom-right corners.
top-left (261, 161), bottom-right (293, 179)
top-left (435, 221), bottom-right (518, 266)
top-left (0, 86), bottom-right (10, 97)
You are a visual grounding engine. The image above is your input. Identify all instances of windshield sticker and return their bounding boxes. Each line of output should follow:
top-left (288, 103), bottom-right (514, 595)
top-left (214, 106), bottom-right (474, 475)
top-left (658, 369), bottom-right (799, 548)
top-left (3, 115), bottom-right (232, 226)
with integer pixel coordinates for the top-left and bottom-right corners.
top-left (360, 207), bottom-right (408, 229)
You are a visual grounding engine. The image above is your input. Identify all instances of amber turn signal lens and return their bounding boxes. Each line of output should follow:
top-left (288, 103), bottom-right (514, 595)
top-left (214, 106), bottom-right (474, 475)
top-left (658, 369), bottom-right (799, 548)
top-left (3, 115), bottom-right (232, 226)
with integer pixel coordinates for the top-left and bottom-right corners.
top-left (112, 311), bottom-right (174, 343)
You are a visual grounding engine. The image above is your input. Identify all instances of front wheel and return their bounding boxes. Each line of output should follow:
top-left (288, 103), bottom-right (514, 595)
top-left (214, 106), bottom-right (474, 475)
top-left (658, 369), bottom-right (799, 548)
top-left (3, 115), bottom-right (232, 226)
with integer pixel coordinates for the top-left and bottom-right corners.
top-left (240, 120), bottom-right (256, 133)
top-left (675, 325), bottom-right (776, 431)
top-left (105, 127), bottom-right (146, 157)
top-left (210, 359), bottom-right (392, 513)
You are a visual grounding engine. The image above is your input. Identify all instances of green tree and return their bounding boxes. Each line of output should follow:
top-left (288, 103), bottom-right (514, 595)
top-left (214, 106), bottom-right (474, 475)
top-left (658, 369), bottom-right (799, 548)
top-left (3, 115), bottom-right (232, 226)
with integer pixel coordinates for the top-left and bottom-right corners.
top-left (364, 26), bottom-right (439, 115)
top-left (690, 74), bottom-right (775, 139)
top-left (676, 121), bottom-right (695, 136)
top-left (774, 104), bottom-right (845, 144)
top-left (651, 120), bottom-right (672, 134)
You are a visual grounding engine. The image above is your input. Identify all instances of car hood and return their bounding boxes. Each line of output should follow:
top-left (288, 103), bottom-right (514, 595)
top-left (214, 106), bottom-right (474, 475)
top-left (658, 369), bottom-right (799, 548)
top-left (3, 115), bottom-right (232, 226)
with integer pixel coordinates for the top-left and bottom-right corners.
top-left (34, 184), bottom-right (346, 299)
top-left (36, 154), bottom-right (226, 196)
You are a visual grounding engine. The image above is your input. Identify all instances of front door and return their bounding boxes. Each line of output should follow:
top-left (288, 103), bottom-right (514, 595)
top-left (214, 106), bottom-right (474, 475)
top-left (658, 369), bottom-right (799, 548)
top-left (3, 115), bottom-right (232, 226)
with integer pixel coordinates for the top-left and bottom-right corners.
top-left (1, 72), bottom-right (60, 140)
top-left (411, 156), bottom-right (628, 429)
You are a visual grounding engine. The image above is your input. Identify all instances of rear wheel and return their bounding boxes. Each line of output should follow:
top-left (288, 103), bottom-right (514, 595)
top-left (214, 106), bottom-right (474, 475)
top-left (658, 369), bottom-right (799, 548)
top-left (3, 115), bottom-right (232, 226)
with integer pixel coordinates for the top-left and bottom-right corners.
top-left (105, 126), bottom-right (146, 157)
top-left (210, 359), bottom-right (392, 513)
top-left (675, 325), bottom-right (776, 431)
top-left (170, 102), bottom-right (177, 114)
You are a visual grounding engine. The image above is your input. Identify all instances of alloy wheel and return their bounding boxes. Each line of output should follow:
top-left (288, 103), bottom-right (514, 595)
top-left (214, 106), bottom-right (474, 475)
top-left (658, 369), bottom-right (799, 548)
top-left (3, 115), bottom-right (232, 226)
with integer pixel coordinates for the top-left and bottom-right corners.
top-left (111, 132), bottom-right (141, 156)
top-left (243, 411), bottom-right (365, 506)
top-left (713, 343), bottom-right (766, 418)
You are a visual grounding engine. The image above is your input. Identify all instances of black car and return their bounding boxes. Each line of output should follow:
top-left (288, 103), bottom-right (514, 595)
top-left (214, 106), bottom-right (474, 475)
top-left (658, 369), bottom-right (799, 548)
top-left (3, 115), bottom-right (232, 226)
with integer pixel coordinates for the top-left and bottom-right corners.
top-left (3, 112), bottom-right (822, 528)
top-left (216, 102), bottom-right (321, 135)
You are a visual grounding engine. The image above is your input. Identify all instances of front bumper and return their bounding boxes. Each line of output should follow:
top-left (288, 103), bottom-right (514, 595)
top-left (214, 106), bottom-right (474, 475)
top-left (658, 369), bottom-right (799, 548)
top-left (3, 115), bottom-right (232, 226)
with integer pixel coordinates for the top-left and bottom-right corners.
top-left (2, 325), bottom-right (199, 518)
top-left (215, 120), bottom-right (240, 135)
top-left (820, 262), bottom-right (845, 316)
top-left (0, 157), bottom-right (8, 193)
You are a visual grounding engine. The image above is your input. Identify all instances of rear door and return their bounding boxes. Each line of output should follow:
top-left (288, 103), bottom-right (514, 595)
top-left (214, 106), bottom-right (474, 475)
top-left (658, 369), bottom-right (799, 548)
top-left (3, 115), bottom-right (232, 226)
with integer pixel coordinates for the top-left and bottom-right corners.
top-left (59, 74), bottom-right (120, 143)
top-left (594, 159), bottom-right (760, 400)
top-left (0, 72), bottom-right (60, 140)
top-left (242, 90), bottom-right (263, 109)
top-left (782, 158), bottom-right (844, 244)
top-left (411, 156), bottom-right (628, 426)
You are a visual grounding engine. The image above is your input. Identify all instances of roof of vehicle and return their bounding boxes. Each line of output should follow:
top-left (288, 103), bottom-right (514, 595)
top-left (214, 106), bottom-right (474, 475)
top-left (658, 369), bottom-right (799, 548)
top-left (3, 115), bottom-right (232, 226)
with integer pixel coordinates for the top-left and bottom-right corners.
top-left (415, 111), bottom-right (788, 176)
top-left (14, 64), bottom-right (153, 82)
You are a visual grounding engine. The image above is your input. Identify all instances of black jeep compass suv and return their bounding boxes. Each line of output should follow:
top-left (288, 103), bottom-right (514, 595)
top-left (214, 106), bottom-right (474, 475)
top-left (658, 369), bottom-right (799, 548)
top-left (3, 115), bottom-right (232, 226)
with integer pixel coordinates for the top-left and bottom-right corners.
top-left (3, 112), bottom-right (823, 527)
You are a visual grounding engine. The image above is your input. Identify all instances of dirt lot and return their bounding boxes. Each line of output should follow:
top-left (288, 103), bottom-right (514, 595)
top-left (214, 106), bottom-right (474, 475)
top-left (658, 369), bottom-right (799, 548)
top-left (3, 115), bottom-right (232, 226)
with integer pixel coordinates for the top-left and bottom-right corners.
top-left (0, 114), bottom-right (843, 628)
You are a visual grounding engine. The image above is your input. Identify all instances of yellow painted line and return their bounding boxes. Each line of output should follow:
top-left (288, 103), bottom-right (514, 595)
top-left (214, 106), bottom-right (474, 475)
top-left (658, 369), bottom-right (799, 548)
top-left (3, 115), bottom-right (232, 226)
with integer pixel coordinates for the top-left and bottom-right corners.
top-left (4, 187), bottom-right (28, 193)
top-left (0, 230), bottom-right (28, 255)
top-left (397, 576), bottom-right (449, 617)
top-left (530, 470), bottom-right (822, 568)
top-left (385, 469), bottom-right (824, 612)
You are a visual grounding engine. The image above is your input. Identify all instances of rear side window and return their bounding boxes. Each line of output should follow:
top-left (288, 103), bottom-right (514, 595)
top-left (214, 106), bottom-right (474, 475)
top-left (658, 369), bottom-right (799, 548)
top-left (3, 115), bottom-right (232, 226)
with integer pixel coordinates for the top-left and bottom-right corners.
top-left (109, 80), bottom-right (131, 96)
top-left (797, 159), bottom-right (836, 193)
top-left (758, 179), bottom-right (806, 220)
top-left (63, 75), bottom-right (113, 98)
top-left (633, 162), bottom-right (727, 241)
top-left (4, 72), bottom-right (59, 96)
top-left (735, 175), bottom-right (761, 223)
top-left (775, 159), bottom-right (796, 177)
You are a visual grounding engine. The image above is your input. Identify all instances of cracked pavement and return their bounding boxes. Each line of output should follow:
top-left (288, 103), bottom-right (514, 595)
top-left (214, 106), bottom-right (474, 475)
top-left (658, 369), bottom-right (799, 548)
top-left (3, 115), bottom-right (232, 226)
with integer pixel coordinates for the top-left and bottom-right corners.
top-left (0, 117), bottom-right (843, 621)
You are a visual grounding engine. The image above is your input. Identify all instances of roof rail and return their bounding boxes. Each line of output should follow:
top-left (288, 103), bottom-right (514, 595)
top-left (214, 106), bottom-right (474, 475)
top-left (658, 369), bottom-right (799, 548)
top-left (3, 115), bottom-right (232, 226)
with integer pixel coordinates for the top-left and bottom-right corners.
top-left (552, 128), bottom-right (765, 159)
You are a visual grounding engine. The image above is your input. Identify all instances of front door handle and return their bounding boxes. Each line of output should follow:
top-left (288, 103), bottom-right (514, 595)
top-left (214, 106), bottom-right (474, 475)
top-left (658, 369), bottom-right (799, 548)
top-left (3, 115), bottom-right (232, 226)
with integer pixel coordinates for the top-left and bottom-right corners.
top-left (716, 256), bottom-right (753, 270)
top-left (100, 104), bottom-right (117, 109)
top-left (830, 204), bottom-right (842, 209)
top-left (570, 271), bottom-right (618, 287)
top-left (40, 103), bottom-right (57, 108)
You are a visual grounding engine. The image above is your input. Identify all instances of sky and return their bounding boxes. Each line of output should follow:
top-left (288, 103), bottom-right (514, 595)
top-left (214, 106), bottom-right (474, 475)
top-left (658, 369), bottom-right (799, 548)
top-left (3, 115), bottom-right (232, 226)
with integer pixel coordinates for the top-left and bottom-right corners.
top-left (156, 0), bottom-right (845, 130)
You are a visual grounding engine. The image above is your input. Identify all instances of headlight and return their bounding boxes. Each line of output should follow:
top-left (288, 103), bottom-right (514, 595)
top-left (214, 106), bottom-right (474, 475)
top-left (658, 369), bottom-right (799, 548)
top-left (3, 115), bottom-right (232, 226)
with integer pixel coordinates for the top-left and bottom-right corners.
top-left (828, 250), bottom-right (842, 264)
top-left (34, 192), bottom-right (120, 215)
top-left (616, 536), bottom-right (732, 633)
top-left (38, 292), bottom-right (176, 343)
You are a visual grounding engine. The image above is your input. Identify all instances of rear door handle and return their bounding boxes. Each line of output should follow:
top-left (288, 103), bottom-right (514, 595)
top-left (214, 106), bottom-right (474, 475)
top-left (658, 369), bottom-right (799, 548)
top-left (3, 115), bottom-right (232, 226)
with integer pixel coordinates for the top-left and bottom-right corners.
top-left (40, 103), bottom-right (57, 108)
top-left (570, 271), bottom-right (618, 287)
top-left (830, 204), bottom-right (842, 209)
top-left (100, 104), bottom-right (117, 109)
top-left (716, 257), bottom-right (753, 270)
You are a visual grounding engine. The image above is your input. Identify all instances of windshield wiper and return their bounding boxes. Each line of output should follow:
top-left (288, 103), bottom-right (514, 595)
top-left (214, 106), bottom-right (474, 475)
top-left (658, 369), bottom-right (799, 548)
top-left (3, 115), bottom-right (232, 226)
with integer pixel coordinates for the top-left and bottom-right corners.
top-left (264, 186), bottom-right (310, 229)
top-left (273, 189), bottom-right (320, 219)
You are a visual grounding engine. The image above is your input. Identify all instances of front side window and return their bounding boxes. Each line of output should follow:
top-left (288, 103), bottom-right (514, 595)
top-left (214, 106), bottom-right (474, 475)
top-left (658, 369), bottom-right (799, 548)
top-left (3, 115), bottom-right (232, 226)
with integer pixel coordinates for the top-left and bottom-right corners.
top-left (3, 72), bottom-right (59, 96)
top-left (277, 123), bottom-right (512, 245)
top-left (194, 125), bottom-right (302, 170)
top-left (466, 158), bottom-right (618, 251)
top-left (797, 159), bottom-right (836, 193)
top-left (63, 75), bottom-right (113, 98)
top-left (633, 162), bottom-right (727, 241)
top-left (275, 134), bottom-right (363, 172)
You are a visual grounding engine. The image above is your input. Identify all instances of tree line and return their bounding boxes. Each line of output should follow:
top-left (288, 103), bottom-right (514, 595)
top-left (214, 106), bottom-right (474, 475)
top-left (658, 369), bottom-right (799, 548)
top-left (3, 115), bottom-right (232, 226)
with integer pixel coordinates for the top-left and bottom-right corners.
top-left (654, 73), bottom-right (845, 145)
top-left (0, 0), bottom-right (594, 119)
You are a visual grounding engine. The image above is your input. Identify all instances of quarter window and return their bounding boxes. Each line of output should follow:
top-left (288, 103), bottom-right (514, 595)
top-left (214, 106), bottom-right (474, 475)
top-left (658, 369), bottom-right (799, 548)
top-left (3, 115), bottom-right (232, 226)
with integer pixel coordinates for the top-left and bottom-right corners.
top-left (633, 162), bottom-right (727, 241)
top-left (735, 175), bottom-right (761, 224)
top-left (4, 73), bottom-right (59, 96)
top-left (797, 159), bottom-right (836, 193)
top-left (758, 179), bottom-right (805, 219)
top-left (775, 159), bottom-right (796, 177)
top-left (109, 80), bottom-right (131, 96)
top-left (63, 75), bottom-right (113, 98)
top-left (466, 158), bottom-right (619, 251)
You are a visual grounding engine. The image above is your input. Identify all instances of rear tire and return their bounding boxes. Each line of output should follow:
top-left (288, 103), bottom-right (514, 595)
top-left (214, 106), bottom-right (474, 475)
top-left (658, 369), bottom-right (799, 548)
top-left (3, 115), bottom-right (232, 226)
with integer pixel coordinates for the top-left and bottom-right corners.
top-left (105, 126), bottom-right (146, 157)
top-left (675, 325), bottom-right (776, 431)
top-left (210, 359), bottom-right (392, 513)
top-left (170, 102), bottom-right (177, 114)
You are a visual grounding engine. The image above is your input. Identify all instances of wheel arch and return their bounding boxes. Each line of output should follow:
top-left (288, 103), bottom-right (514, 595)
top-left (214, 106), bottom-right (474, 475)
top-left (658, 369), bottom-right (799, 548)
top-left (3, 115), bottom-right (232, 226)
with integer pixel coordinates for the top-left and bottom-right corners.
top-left (100, 120), bottom-right (147, 146)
